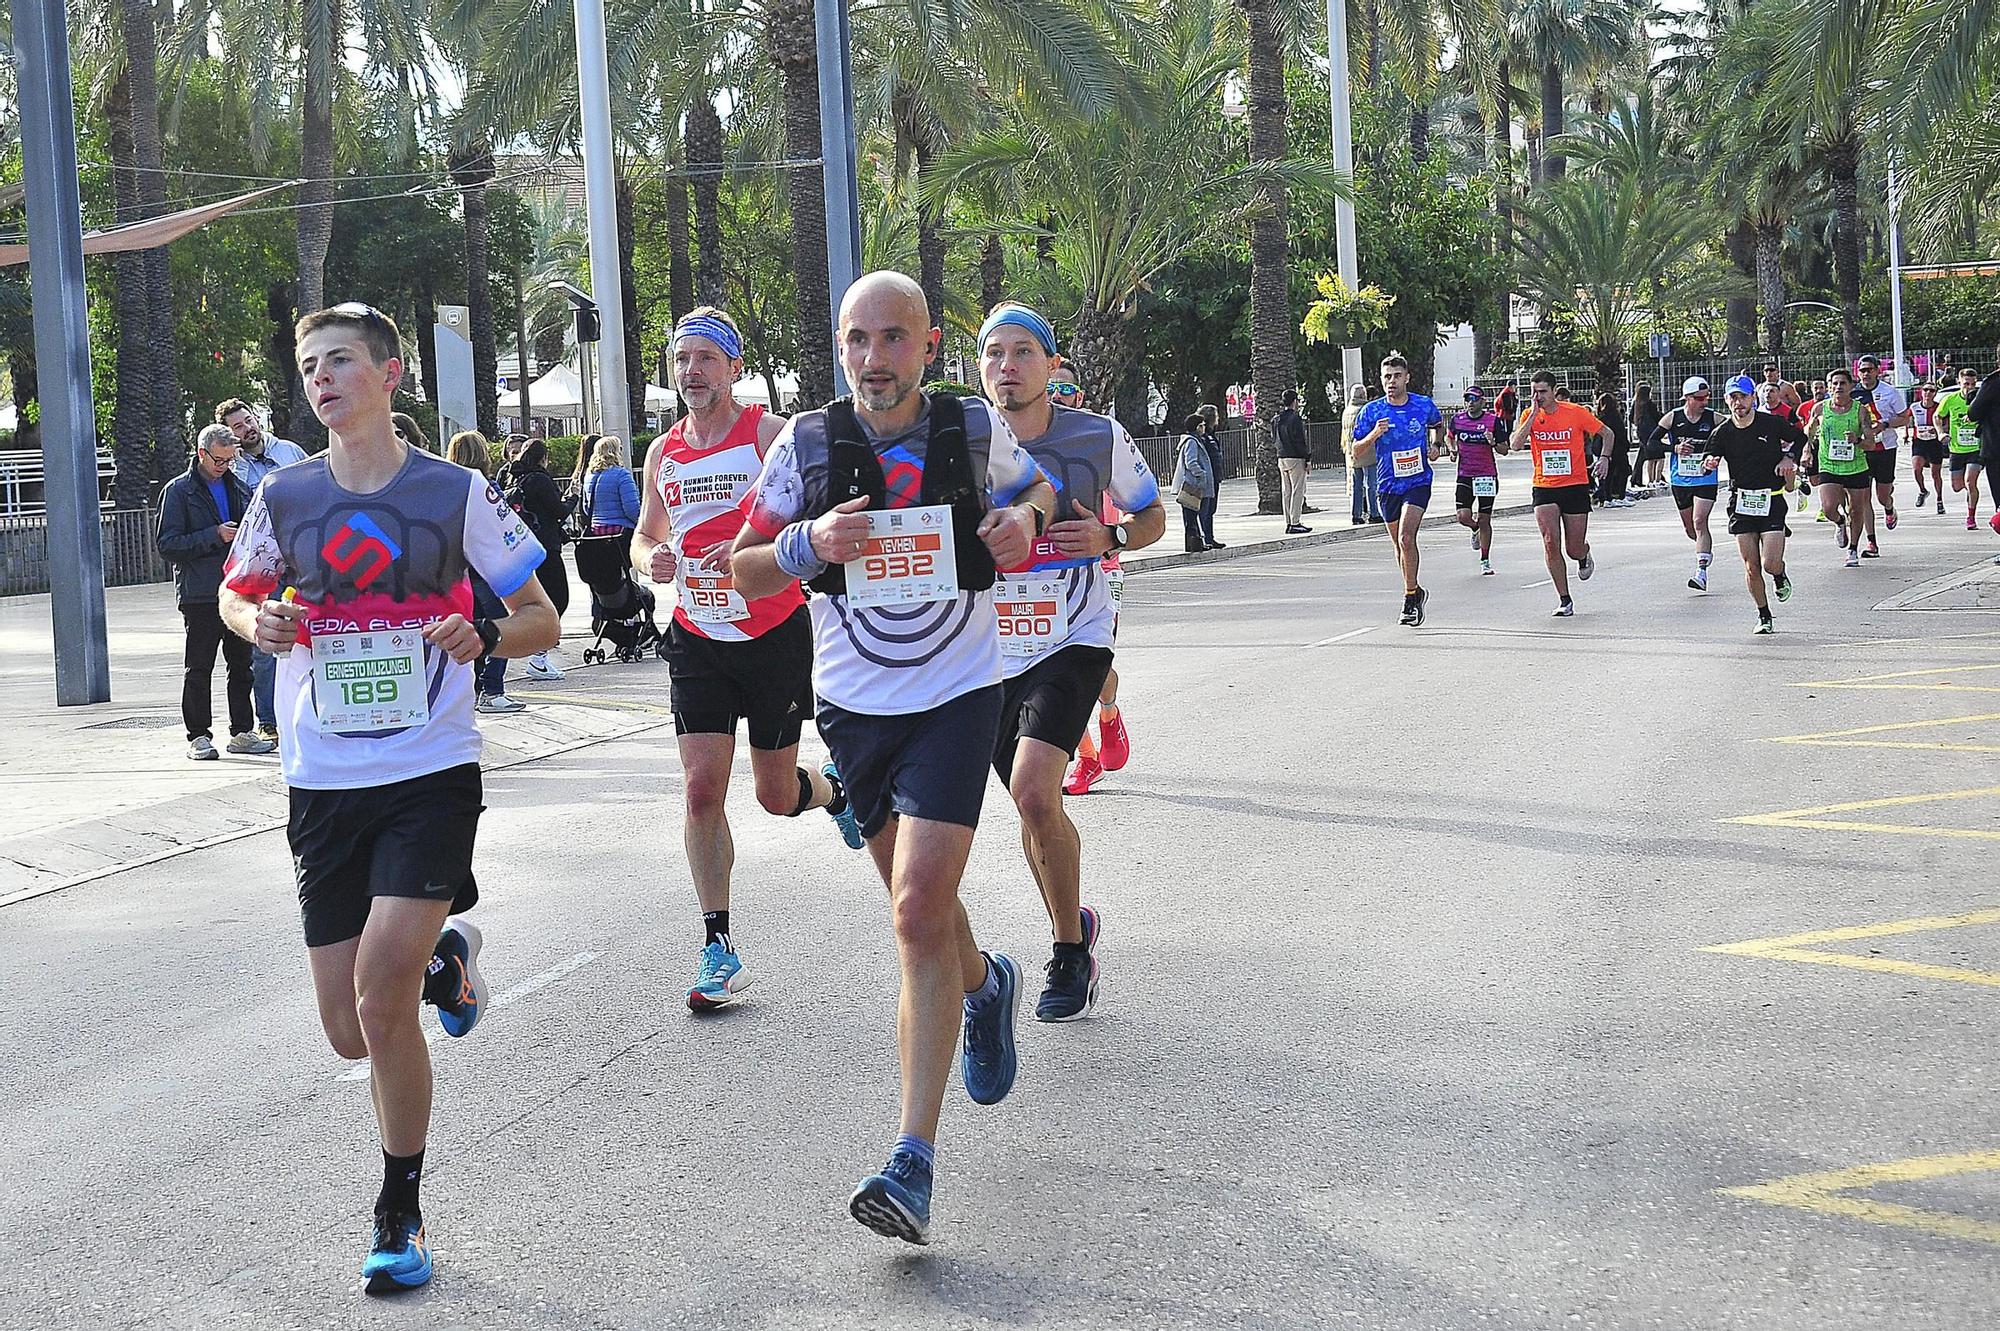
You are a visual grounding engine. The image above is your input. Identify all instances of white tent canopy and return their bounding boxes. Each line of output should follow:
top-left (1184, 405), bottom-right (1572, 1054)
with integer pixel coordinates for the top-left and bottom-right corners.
top-left (497, 363), bottom-right (676, 416)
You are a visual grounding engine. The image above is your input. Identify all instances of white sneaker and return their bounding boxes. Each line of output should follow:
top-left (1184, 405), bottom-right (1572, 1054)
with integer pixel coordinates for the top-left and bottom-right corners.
top-left (476, 692), bottom-right (527, 714)
top-left (187, 736), bottom-right (219, 761)
top-left (523, 654), bottom-right (565, 681)
top-left (1578, 550), bottom-right (1596, 581)
top-left (226, 732), bottom-right (278, 755)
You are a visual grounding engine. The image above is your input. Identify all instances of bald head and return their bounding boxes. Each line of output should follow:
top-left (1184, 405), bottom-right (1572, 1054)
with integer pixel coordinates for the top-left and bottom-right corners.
top-left (837, 270), bottom-right (938, 421)
top-left (839, 270), bottom-right (930, 332)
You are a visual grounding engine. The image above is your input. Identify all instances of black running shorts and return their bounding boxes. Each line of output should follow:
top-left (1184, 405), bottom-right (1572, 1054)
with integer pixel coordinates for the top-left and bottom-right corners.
top-left (1532, 484), bottom-right (1592, 515)
top-left (1671, 483), bottom-right (1719, 511)
top-left (992, 644), bottom-right (1115, 785)
top-left (664, 604), bottom-right (813, 750)
top-left (1866, 447), bottom-right (1898, 482)
top-left (816, 684), bottom-right (1003, 840)
top-left (1820, 469), bottom-right (1872, 491)
top-left (1912, 439), bottom-right (1946, 463)
top-left (1454, 477), bottom-right (1498, 512)
top-left (289, 763), bottom-right (483, 948)
top-left (1727, 492), bottom-right (1790, 536)
top-left (1951, 451), bottom-right (1979, 474)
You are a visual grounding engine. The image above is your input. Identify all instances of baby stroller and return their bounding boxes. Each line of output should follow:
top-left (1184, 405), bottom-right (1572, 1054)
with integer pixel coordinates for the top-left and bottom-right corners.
top-left (572, 533), bottom-right (665, 664)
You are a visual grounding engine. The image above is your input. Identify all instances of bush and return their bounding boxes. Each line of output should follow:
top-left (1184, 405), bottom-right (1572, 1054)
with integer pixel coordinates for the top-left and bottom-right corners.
top-left (0, 430), bottom-right (13, 451)
top-left (923, 381), bottom-right (982, 398)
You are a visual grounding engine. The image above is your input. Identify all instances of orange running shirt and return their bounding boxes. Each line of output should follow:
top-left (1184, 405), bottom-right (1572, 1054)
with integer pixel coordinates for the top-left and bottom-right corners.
top-left (1522, 402), bottom-right (1605, 488)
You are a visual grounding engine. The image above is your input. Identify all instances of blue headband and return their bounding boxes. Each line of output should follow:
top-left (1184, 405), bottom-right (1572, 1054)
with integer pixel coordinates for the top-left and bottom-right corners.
top-left (674, 314), bottom-right (742, 361)
top-left (977, 305), bottom-right (1058, 358)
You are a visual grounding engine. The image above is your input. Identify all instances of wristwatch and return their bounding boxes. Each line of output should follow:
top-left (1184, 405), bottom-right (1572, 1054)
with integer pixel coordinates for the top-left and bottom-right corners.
top-left (1106, 523), bottom-right (1130, 551)
top-left (473, 617), bottom-right (502, 654)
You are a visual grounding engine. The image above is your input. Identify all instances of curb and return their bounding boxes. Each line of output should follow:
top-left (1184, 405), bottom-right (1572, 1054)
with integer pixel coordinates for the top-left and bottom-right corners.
top-left (1126, 502), bottom-right (1540, 575)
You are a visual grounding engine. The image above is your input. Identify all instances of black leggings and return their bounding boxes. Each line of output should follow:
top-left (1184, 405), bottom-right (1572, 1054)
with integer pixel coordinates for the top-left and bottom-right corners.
top-left (535, 549), bottom-right (570, 617)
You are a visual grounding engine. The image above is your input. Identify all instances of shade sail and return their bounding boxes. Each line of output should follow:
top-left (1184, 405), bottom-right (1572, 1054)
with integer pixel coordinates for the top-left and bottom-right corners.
top-left (0, 182), bottom-right (299, 267)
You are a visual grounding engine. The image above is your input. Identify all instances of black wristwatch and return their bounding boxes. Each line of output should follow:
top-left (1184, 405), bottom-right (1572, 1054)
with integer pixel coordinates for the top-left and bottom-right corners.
top-left (473, 617), bottom-right (502, 654)
top-left (1106, 523), bottom-right (1129, 551)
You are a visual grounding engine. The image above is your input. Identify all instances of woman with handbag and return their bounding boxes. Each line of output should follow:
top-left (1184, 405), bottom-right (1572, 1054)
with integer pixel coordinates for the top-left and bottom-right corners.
top-left (580, 436), bottom-right (642, 569)
top-left (1172, 413), bottom-right (1217, 553)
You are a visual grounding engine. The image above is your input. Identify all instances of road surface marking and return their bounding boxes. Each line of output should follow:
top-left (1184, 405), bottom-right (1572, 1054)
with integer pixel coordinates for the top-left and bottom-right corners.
top-left (339, 951), bottom-right (600, 1082)
top-left (1702, 907), bottom-right (2000, 989)
top-left (1786, 663), bottom-right (2000, 693)
top-left (509, 691), bottom-right (679, 715)
top-left (1724, 1149), bottom-right (2000, 1248)
top-left (1306, 627), bottom-right (1377, 647)
top-left (1762, 712), bottom-right (2000, 754)
top-left (1724, 784), bottom-right (2000, 842)
top-left (1521, 578), bottom-right (1554, 589)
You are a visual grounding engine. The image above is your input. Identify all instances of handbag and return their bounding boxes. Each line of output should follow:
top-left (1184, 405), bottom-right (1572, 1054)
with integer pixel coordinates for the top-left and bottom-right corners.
top-left (1177, 481), bottom-right (1205, 510)
top-left (563, 473), bottom-right (596, 541)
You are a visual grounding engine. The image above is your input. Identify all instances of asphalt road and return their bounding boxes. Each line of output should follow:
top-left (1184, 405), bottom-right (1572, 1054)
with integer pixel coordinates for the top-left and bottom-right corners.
top-left (6, 487), bottom-right (2000, 1330)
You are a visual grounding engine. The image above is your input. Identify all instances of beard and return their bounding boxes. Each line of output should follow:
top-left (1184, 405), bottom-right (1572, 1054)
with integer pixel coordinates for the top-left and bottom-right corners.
top-left (855, 373), bottom-right (919, 414)
top-left (681, 382), bottom-right (726, 413)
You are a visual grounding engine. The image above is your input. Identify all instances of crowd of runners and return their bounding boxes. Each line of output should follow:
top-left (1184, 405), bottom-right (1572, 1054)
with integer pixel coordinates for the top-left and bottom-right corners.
top-left (206, 284), bottom-right (1998, 1294)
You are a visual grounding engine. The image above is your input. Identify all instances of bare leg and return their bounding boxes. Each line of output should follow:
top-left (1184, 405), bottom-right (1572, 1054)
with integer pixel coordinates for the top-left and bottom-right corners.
top-left (1537, 506), bottom-right (1570, 602)
top-left (1008, 738), bottom-right (1084, 943)
top-left (353, 897), bottom-right (455, 1157)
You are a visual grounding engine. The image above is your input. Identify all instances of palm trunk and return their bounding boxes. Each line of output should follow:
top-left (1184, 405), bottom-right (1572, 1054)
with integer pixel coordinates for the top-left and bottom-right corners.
top-left (452, 143), bottom-right (499, 435)
top-left (107, 75), bottom-right (156, 510)
top-left (1538, 63), bottom-right (1564, 181)
top-left (514, 271), bottom-right (534, 431)
top-left (1723, 219), bottom-right (1756, 354)
top-left (265, 283), bottom-right (298, 441)
top-left (1409, 103), bottom-right (1430, 160)
top-left (1071, 305), bottom-right (1136, 412)
top-left (292, 0), bottom-right (341, 450)
top-left (687, 94), bottom-right (726, 307)
top-left (666, 152), bottom-right (694, 326)
top-left (617, 174), bottom-right (648, 441)
top-left (119, 0), bottom-right (182, 485)
top-left (1240, 0), bottom-right (1293, 513)
top-left (1364, 0), bottom-right (1381, 94)
top-left (766, 0), bottom-right (835, 407)
top-left (980, 232), bottom-right (1006, 316)
top-left (914, 133), bottom-right (947, 331)
top-left (1754, 217), bottom-right (1785, 357)
top-left (1482, 59), bottom-right (1513, 372)
top-left (1826, 140), bottom-right (1862, 361)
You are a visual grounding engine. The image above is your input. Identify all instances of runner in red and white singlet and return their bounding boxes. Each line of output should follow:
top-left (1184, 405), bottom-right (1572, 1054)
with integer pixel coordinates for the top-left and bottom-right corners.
top-left (630, 306), bottom-right (863, 1014)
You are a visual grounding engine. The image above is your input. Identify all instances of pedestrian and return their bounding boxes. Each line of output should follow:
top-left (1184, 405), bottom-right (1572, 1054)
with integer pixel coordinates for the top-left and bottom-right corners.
top-left (496, 437), bottom-right (572, 680)
top-left (580, 435), bottom-right (642, 566)
top-left (1593, 391), bottom-right (1633, 507)
top-left (218, 397), bottom-right (307, 741)
top-left (156, 426), bottom-right (276, 760)
top-left (1172, 413), bottom-right (1216, 553)
top-left (1275, 388), bottom-right (1312, 533)
top-left (1968, 340), bottom-right (2000, 528)
top-left (390, 412), bottom-right (431, 452)
top-left (1342, 384), bottom-right (1381, 524)
top-left (447, 431), bottom-right (525, 714)
top-left (1631, 382), bottom-right (1663, 489)
top-left (1197, 403), bottom-right (1226, 549)
top-left (1495, 379), bottom-right (1519, 439)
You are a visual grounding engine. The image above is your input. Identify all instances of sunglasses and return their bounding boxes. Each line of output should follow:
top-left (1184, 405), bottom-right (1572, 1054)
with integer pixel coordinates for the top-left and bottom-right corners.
top-left (1048, 382), bottom-right (1082, 400)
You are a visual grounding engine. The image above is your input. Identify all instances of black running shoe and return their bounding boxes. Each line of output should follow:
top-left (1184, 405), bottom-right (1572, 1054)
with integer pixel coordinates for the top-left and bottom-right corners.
top-left (1409, 587), bottom-right (1427, 627)
top-left (1037, 906), bottom-right (1101, 1022)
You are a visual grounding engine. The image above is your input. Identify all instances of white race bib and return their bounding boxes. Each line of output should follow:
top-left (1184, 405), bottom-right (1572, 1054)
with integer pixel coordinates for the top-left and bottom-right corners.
top-left (313, 629), bottom-right (429, 735)
top-left (1541, 449), bottom-right (1574, 478)
top-left (1735, 488), bottom-right (1773, 517)
top-left (1677, 451), bottom-right (1709, 477)
top-left (843, 505), bottom-right (960, 607)
top-left (1391, 447), bottom-right (1425, 479)
top-left (678, 554), bottom-right (749, 623)
top-left (1827, 439), bottom-right (1856, 463)
top-left (1471, 475), bottom-right (1498, 498)
top-left (993, 576), bottom-right (1068, 657)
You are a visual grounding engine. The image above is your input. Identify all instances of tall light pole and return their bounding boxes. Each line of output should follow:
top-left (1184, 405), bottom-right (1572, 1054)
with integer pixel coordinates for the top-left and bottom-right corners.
top-left (13, 0), bottom-right (111, 704)
top-left (1886, 157), bottom-right (1909, 386)
top-left (574, 0), bottom-right (632, 456)
top-left (816, 0), bottom-right (863, 394)
top-left (1325, 0), bottom-right (1364, 395)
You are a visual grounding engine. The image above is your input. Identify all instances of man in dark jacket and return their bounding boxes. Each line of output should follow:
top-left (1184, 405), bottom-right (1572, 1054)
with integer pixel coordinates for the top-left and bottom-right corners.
top-left (1275, 389), bottom-right (1312, 533)
top-left (155, 425), bottom-right (275, 760)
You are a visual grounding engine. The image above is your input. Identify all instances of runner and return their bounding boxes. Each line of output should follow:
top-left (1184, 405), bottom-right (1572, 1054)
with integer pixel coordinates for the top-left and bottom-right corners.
top-left (1910, 380), bottom-right (1946, 513)
top-left (975, 303), bottom-right (1163, 1020)
top-left (1811, 367), bottom-right (1879, 567)
top-left (1855, 354), bottom-right (1911, 552)
top-left (1939, 366), bottom-right (1985, 529)
top-left (631, 306), bottom-right (864, 1013)
top-left (1510, 369), bottom-right (1605, 616)
top-left (1644, 377), bottom-right (1721, 592)
top-left (1698, 374), bottom-right (1806, 633)
top-left (731, 271), bottom-right (1057, 1244)
top-left (1448, 386), bottom-right (1504, 574)
top-left (1351, 353), bottom-right (1445, 625)
top-left (216, 303), bottom-right (562, 1293)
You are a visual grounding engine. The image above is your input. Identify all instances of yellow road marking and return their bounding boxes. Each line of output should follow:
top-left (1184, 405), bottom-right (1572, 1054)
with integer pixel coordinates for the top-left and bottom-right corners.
top-left (1788, 663), bottom-right (2000, 693)
top-left (1764, 712), bottom-right (2000, 754)
top-left (1702, 907), bottom-right (2000, 989)
top-left (1724, 1149), bottom-right (2000, 1248)
top-left (1725, 785), bottom-right (2000, 842)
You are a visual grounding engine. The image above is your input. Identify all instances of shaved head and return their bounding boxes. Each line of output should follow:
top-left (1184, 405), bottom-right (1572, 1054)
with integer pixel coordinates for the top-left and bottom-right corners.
top-left (836, 270), bottom-right (938, 420)
top-left (839, 270), bottom-right (930, 333)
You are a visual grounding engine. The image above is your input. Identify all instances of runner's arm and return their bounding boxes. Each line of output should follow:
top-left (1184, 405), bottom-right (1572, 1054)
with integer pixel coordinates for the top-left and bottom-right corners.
top-left (631, 435), bottom-right (678, 582)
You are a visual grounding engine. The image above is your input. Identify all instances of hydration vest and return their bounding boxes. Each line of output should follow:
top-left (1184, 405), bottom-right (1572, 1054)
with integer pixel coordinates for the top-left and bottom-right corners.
top-left (806, 392), bottom-right (998, 596)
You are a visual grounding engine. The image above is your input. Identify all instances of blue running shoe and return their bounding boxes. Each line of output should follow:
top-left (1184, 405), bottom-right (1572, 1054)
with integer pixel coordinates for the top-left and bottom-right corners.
top-left (362, 1212), bottom-right (431, 1294)
top-left (687, 940), bottom-right (751, 1011)
top-left (849, 1149), bottom-right (933, 1244)
top-left (427, 918), bottom-right (487, 1038)
top-left (961, 951), bottom-right (1020, 1105)
top-left (1036, 905), bottom-right (1102, 1023)
top-left (823, 761), bottom-right (864, 850)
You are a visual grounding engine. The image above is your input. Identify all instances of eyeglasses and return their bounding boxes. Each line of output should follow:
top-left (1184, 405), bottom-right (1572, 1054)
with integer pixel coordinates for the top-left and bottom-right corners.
top-left (1048, 382), bottom-right (1083, 400)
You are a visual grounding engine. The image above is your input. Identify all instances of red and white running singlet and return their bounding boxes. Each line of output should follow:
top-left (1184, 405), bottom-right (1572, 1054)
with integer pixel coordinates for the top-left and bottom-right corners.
top-left (656, 404), bottom-right (804, 641)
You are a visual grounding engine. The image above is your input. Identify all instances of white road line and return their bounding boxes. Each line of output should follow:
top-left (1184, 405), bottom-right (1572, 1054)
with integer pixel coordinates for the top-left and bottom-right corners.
top-left (1522, 578), bottom-right (1554, 589)
top-left (337, 950), bottom-right (600, 1082)
top-left (1307, 627), bottom-right (1378, 648)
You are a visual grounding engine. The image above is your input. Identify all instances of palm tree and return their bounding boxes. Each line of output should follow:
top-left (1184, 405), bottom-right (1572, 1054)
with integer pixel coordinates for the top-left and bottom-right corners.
top-left (1880, 0), bottom-right (2000, 257)
top-left (118, 0), bottom-right (184, 484)
top-left (448, 143), bottom-right (500, 434)
top-left (1503, 0), bottom-right (1639, 182)
top-left (1240, 0), bottom-right (1295, 512)
top-left (105, 73), bottom-right (159, 509)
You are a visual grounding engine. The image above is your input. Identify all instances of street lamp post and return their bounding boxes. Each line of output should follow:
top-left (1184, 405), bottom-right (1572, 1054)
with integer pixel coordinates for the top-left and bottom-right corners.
top-left (573, 0), bottom-right (632, 458)
top-left (816, 0), bottom-right (862, 394)
top-left (1325, 0), bottom-right (1364, 396)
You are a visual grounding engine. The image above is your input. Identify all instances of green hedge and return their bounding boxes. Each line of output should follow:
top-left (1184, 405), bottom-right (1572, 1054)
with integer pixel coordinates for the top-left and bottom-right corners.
top-left (480, 433), bottom-right (587, 479)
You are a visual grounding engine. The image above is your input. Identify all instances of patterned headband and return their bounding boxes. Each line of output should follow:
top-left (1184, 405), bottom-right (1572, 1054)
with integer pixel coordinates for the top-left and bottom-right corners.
top-left (673, 314), bottom-right (743, 360)
top-left (976, 305), bottom-right (1057, 358)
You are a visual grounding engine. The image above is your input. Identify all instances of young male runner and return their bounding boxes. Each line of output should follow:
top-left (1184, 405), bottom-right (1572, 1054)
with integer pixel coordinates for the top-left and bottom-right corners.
top-left (1812, 367), bottom-right (1880, 566)
top-left (1856, 354), bottom-right (1911, 549)
top-left (1351, 353), bottom-right (1445, 625)
top-left (1698, 375), bottom-right (1806, 633)
top-left (1645, 377), bottom-right (1721, 591)
top-left (1048, 366), bottom-right (1133, 796)
top-left (1449, 387), bottom-right (1504, 575)
top-left (976, 303), bottom-right (1164, 1020)
top-left (731, 272), bottom-right (1056, 1244)
top-left (1511, 370), bottom-right (1605, 616)
top-left (632, 307), bottom-right (864, 1012)
top-left (217, 303), bottom-right (561, 1293)
top-left (1910, 381), bottom-right (1946, 511)
top-left (1939, 366), bottom-right (1985, 529)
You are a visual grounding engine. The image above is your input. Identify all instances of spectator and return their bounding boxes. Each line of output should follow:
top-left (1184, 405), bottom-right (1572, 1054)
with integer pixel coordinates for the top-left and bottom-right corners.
top-left (568, 432), bottom-right (603, 504)
top-left (154, 426), bottom-right (275, 760)
top-left (1593, 391), bottom-right (1633, 506)
top-left (1631, 382), bottom-right (1663, 488)
top-left (1342, 384), bottom-right (1381, 524)
top-left (216, 398), bottom-right (305, 740)
top-left (447, 430), bottom-right (526, 714)
top-left (581, 435), bottom-right (642, 557)
top-left (1172, 413), bottom-right (1216, 554)
top-left (497, 437), bottom-right (572, 680)
top-left (1495, 379), bottom-right (1519, 438)
top-left (1275, 389), bottom-right (1312, 534)
top-left (1970, 340), bottom-right (2000, 516)
top-left (1196, 404), bottom-right (1226, 549)
top-left (390, 412), bottom-right (431, 452)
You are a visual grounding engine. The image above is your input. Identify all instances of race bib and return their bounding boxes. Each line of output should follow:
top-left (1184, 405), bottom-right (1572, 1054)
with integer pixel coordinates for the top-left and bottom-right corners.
top-left (1108, 567), bottom-right (1126, 608)
top-left (1541, 449), bottom-right (1574, 478)
top-left (1916, 425), bottom-right (1939, 441)
top-left (1391, 447), bottom-right (1425, 479)
top-left (312, 629), bottom-right (429, 735)
top-left (1472, 476), bottom-right (1498, 498)
top-left (993, 576), bottom-right (1068, 657)
top-left (678, 554), bottom-right (749, 623)
top-left (843, 505), bottom-right (960, 607)
top-left (1827, 439), bottom-right (1856, 463)
top-left (1677, 451), bottom-right (1709, 478)
top-left (1735, 488), bottom-right (1772, 517)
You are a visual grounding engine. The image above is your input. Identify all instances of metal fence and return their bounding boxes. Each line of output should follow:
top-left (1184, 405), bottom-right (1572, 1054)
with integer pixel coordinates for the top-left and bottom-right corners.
top-left (0, 509), bottom-right (168, 597)
top-left (1129, 422), bottom-right (1350, 483)
top-left (1496, 347), bottom-right (1993, 402)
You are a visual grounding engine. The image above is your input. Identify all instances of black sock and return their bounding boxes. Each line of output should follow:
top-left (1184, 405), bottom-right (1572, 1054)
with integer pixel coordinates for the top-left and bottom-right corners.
top-left (703, 910), bottom-right (730, 948)
top-left (377, 1149), bottom-right (424, 1219)
top-left (824, 768), bottom-right (848, 817)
